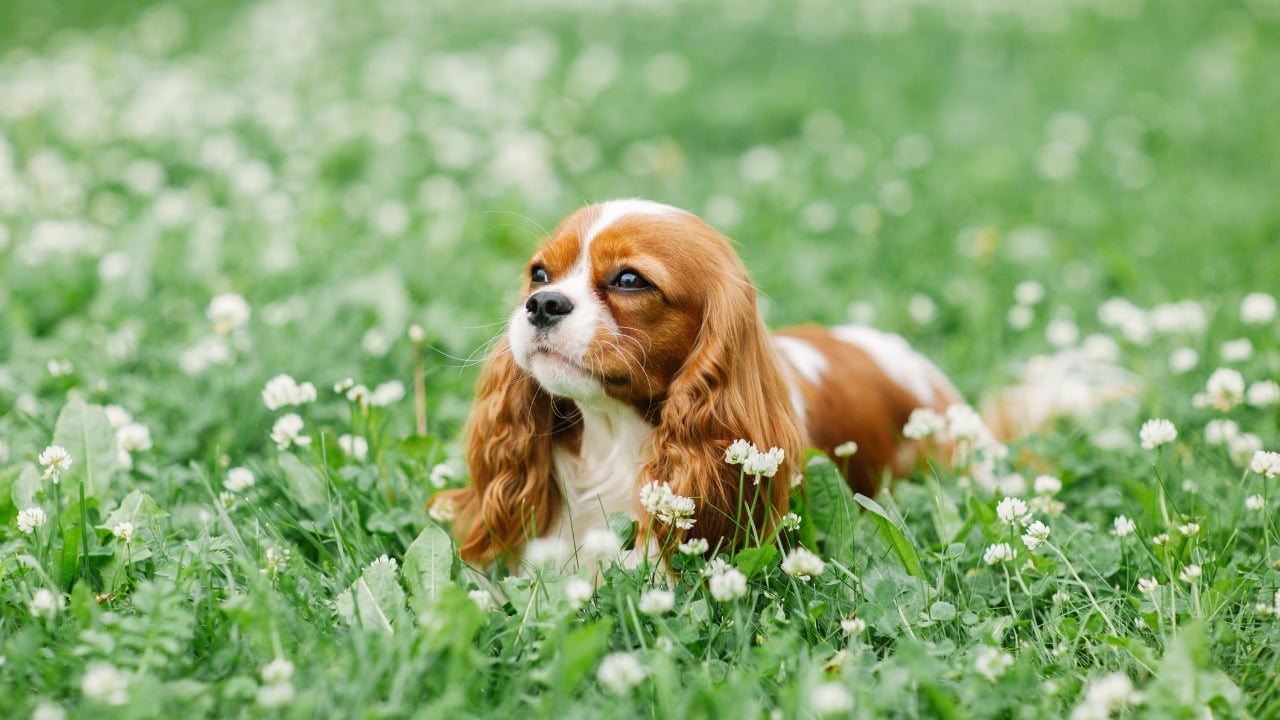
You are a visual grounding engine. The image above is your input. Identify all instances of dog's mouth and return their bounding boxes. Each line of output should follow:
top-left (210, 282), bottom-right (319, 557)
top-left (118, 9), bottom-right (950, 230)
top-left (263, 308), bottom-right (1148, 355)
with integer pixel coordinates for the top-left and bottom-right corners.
top-left (526, 345), bottom-right (629, 387)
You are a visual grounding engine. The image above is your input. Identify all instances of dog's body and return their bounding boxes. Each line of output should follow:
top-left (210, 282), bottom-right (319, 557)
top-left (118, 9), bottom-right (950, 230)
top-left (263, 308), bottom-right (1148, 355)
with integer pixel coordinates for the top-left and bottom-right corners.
top-left (437, 199), bottom-right (1012, 567)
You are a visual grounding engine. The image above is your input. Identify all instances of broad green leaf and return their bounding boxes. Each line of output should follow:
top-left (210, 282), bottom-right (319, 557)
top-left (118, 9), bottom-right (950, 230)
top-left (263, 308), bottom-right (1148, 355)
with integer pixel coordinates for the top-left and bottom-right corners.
top-left (854, 493), bottom-right (925, 579)
top-left (1144, 622), bottom-right (1243, 714)
top-left (733, 545), bottom-right (778, 579)
top-left (802, 453), bottom-right (858, 564)
top-left (403, 523), bottom-right (455, 615)
top-left (607, 512), bottom-right (637, 551)
top-left (554, 619), bottom-right (613, 693)
top-left (336, 558), bottom-right (405, 633)
top-left (8, 464), bottom-right (40, 512)
top-left (277, 452), bottom-right (328, 517)
top-left (929, 601), bottom-right (957, 622)
top-left (51, 400), bottom-right (120, 502)
top-left (57, 525), bottom-right (83, 591)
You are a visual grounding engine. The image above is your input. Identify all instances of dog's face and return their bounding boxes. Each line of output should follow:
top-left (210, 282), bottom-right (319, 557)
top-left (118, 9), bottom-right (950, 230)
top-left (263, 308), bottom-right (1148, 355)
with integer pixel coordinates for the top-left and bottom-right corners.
top-left (508, 200), bottom-right (734, 410)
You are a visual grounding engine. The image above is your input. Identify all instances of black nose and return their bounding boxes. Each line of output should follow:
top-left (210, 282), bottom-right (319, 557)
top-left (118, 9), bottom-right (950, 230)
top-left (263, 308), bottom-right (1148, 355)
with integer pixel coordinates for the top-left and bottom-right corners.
top-left (525, 291), bottom-right (574, 329)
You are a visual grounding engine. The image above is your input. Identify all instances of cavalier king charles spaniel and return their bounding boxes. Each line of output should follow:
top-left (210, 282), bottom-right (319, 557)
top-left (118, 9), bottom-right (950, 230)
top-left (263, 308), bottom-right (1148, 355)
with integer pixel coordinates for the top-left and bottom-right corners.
top-left (437, 199), bottom-right (1114, 569)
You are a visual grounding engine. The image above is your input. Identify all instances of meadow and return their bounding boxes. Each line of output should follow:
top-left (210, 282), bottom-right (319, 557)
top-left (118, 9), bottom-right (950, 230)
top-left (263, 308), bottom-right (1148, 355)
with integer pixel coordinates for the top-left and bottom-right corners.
top-left (2, 0), bottom-right (1280, 717)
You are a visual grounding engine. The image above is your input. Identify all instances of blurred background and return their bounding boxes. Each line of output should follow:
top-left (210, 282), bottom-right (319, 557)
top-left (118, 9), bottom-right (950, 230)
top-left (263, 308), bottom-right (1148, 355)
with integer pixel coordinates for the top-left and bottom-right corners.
top-left (2, 0), bottom-right (1278, 460)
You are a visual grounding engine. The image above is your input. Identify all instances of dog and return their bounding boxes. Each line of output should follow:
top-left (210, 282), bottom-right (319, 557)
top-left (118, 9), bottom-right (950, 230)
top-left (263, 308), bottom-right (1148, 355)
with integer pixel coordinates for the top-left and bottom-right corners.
top-left (435, 199), bottom-right (1118, 568)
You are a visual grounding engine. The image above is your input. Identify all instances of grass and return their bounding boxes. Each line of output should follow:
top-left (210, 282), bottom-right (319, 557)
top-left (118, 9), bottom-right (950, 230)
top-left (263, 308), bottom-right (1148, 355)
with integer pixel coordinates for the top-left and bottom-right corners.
top-left (2, 0), bottom-right (1280, 717)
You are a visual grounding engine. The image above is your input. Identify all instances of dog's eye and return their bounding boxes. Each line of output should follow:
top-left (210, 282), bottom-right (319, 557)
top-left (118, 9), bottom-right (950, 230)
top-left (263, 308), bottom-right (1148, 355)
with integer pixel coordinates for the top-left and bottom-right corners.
top-left (610, 269), bottom-right (652, 291)
top-left (531, 266), bottom-right (549, 284)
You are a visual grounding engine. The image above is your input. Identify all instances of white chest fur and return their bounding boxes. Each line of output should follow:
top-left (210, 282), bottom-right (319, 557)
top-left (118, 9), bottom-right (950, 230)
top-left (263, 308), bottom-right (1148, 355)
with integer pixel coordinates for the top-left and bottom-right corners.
top-left (547, 400), bottom-right (652, 554)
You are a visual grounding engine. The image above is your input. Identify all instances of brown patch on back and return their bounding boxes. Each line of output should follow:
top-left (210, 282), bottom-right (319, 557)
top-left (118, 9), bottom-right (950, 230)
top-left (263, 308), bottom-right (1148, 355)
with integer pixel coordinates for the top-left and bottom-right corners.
top-left (776, 325), bottom-right (960, 496)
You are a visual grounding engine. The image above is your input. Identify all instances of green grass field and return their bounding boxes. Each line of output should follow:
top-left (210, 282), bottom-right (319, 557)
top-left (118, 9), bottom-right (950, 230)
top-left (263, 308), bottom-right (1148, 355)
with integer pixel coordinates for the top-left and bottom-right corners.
top-left (3, 0), bottom-right (1280, 717)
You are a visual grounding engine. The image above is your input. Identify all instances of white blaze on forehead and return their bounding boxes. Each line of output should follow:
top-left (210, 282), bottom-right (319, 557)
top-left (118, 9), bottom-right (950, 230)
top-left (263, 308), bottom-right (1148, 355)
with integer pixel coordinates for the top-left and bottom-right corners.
top-left (580, 199), bottom-right (688, 252)
top-left (831, 324), bottom-right (956, 406)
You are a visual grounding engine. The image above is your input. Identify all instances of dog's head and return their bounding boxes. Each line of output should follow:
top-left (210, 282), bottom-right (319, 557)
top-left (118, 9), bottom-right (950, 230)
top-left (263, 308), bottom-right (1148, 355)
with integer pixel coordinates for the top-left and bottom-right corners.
top-left (440, 200), bottom-right (804, 565)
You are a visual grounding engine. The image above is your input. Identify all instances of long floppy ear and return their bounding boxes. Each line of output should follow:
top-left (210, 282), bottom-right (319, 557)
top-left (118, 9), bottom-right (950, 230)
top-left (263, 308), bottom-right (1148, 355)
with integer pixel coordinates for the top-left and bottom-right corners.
top-left (434, 337), bottom-right (568, 566)
top-left (642, 270), bottom-right (806, 556)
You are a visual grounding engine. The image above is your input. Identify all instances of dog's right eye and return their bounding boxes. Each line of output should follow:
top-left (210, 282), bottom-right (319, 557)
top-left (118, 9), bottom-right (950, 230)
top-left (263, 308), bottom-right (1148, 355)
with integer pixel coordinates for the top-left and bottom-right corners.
top-left (531, 266), bottom-right (549, 284)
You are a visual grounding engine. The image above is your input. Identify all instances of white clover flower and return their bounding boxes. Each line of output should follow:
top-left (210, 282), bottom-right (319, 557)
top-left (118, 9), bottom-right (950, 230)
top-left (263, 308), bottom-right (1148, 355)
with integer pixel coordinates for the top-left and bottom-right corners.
top-left (270, 414), bottom-right (311, 450)
top-left (996, 497), bottom-right (1032, 526)
top-left (1227, 433), bottom-right (1263, 467)
top-left (743, 445), bottom-right (785, 479)
top-left (708, 566), bottom-right (749, 601)
top-left (1194, 368), bottom-right (1245, 410)
top-left (903, 407), bottom-right (945, 439)
top-left (17, 506), bottom-right (47, 534)
top-left (262, 546), bottom-right (290, 576)
top-left (638, 481), bottom-right (696, 529)
top-left (524, 537), bottom-right (569, 569)
top-left (219, 490), bottom-right (237, 509)
top-left (338, 434), bottom-right (369, 462)
top-left (81, 662), bottom-right (129, 705)
top-left (1112, 515), bottom-right (1136, 537)
top-left (256, 681), bottom-right (295, 708)
top-left (840, 617), bottom-right (868, 635)
top-left (1219, 338), bottom-right (1253, 363)
top-left (1033, 475), bottom-right (1062, 496)
top-left (1246, 494), bottom-right (1266, 511)
top-left (38, 444), bottom-right (72, 483)
top-left (261, 657), bottom-right (295, 684)
top-left (946, 404), bottom-right (987, 442)
top-left (370, 555), bottom-right (398, 573)
top-left (262, 374), bottom-right (317, 410)
top-left (1149, 300), bottom-right (1206, 335)
top-left (677, 538), bottom-right (709, 555)
top-left (833, 440), bottom-right (859, 458)
top-left (1137, 577), bottom-right (1159, 594)
top-left (1046, 318), bottom-right (1079, 348)
top-left (115, 422), bottom-right (152, 454)
top-left (1248, 380), bottom-right (1280, 408)
top-left (1204, 419), bottom-right (1239, 445)
top-left (1177, 522), bottom-right (1200, 536)
top-left (781, 547), bottom-right (826, 581)
top-left (104, 404), bottom-right (133, 429)
top-left (1240, 292), bottom-right (1277, 325)
top-left (1151, 533), bottom-right (1169, 546)
top-left (207, 293), bottom-right (251, 334)
top-left (469, 589), bottom-right (495, 611)
top-left (225, 467), bottom-right (256, 493)
top-left (996, 473), bottom-right (1028, 497)
top-left (780, 512), bottom-right (803, 531)
top-left (428, 463), bottom-right (455, 488)
top-left (1029, 495), bottom-right (1065, 517)
top-left (1015, 280), bottom-right (1045, 305)
top-left (408, 324), bottom-right (426, 343)
top-left (1070, 672), bottom-right (1140, 720)
top-left (638, 588), bottom-right (675, 615)
top-left (581, 528), bottom-right (622, 560)
top-left (1178, 564), bottom-right (1202, 583)
top-left (1138, 419), bottom-right (1177, 450)
top-left (1168, 347), bottom-right (1199, 375)
top-left (973, 646), bottom-right (1014, 681)
top-left (345, 384), bottom-right (372, 405)
top-left (30, 588), bottom-right (61, 619)
top-left (428, 497), bottom-right (457, 524)
top-left (565, 578), bottom-right (594, 609)
top-left (370, 380), bottom-right (406, 406)
top-left (31, 702), bottom-right (66, 720)
top-left (1252, 450), bottom-right (1280, 479)
top-left (597, 652), bottom-right (646, 695)
top-left (1007, 305), bottom-right (1034, 330)
top-left (724, 439), bottom-right (754, 465)
top-left (810, 682), bottom-right (855, 716)
top-left (334, 378), bottom-right (355, 394)
top-left (111, 522), bottom-right (134, 543)
top-left (1022, 521), bottom-right (1051, 551)
top-left (983, 543), bottom-right (1014, 565)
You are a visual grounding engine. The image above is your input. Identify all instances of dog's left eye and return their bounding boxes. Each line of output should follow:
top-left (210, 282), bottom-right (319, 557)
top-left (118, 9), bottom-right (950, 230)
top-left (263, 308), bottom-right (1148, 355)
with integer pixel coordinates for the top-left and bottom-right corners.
top-left (609, 269), bottom-right (652, 291)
